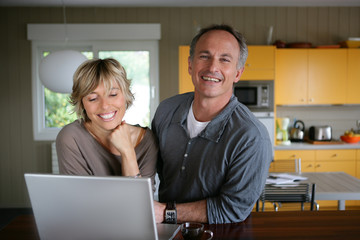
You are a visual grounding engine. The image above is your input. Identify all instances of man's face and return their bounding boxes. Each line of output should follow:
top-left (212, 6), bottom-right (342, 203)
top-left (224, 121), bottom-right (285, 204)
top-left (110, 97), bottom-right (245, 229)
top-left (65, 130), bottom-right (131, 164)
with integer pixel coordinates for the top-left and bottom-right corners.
top-left (188, 30), bottom-right (244, 101)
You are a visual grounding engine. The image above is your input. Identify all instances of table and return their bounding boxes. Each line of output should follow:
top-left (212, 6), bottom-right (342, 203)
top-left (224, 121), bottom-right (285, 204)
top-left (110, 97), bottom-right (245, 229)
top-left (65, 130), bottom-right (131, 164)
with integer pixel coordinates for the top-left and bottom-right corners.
top-left (1, 211), bottom-right (360, 240)
top-left (298, 172), bottom-right (360, 210)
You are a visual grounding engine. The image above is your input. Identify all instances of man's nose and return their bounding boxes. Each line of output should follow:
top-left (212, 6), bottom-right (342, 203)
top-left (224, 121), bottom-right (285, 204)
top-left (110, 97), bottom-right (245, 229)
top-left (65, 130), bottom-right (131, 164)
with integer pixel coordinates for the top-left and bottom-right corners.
top-left (208, 58), bottom-right (219, 72)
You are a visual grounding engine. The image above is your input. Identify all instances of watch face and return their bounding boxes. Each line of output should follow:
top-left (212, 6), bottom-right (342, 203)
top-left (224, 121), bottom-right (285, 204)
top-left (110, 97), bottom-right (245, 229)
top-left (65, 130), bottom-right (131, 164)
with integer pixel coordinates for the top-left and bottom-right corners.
top-left (165, 209), bottom-right (177, 223)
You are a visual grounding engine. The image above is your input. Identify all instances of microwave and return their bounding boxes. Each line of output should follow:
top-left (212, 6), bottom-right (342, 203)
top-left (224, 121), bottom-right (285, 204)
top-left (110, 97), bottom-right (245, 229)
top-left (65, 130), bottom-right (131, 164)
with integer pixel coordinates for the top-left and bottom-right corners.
top-left (233, 80), bottom-right (274, 112)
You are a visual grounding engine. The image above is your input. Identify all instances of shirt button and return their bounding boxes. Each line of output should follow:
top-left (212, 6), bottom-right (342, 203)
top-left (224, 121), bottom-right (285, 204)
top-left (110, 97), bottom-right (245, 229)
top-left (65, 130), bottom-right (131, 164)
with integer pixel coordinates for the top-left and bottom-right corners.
top-left (181, 166), bottom-right (185, 171)
top-left (184, 153), bottom-right (188, 157)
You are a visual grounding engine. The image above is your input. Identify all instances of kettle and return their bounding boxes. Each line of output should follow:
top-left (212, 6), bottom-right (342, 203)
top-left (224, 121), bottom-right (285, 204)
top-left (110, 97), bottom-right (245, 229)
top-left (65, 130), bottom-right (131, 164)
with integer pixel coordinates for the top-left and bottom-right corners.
top-left (290, 120), bottom-right (305, 142)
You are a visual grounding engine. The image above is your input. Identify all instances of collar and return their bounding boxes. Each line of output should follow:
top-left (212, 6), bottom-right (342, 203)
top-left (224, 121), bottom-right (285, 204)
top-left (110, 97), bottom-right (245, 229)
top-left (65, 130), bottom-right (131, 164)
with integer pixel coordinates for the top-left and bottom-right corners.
top-left (172, 94), bottom-right (239, 143)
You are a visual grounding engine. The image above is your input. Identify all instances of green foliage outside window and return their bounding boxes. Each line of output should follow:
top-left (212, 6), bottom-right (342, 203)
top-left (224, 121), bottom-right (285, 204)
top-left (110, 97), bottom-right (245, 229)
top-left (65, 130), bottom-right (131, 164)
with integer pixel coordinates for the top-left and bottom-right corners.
top-left (44, 88), bottom-right (77, 127)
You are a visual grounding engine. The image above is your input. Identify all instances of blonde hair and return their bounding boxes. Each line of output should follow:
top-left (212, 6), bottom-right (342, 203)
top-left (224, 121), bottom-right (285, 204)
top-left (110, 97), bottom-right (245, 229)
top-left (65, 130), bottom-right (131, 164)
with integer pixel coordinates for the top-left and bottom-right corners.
top-left (70, 58), bottom-right (134, 122)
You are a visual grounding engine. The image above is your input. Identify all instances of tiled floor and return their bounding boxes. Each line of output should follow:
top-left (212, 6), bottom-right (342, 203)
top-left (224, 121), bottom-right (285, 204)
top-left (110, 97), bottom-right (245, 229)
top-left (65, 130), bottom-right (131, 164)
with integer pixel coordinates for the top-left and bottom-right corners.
top-left (0, 208), bottom-right (33, 230)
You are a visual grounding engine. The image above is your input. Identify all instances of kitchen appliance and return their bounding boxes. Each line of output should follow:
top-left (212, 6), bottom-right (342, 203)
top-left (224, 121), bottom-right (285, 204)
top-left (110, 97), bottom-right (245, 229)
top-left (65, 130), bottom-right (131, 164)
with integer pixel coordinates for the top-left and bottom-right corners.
top-left (234, 80), bottom-right (275, 149)
top-left (290, 120), bottom-right (305, 142)
top-left (233, 80), bottom-right (274, 113)
top-left (276, 117), bottom-right (291, 146)
top-left (309, 126), bottom-right (332, 141)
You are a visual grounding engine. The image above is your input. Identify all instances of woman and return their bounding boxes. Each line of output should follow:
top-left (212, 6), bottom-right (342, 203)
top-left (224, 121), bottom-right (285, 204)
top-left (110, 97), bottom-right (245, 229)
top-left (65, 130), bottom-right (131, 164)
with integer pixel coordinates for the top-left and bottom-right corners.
top-left (56, 58), bottom-right (158, 186)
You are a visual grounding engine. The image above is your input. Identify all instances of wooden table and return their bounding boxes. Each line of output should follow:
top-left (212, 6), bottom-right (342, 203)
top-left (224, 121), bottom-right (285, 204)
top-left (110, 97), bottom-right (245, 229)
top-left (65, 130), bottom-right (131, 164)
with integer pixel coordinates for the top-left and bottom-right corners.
top-left (298, 172), bottom-right (360, 210)
top-left (1, 211), bottom-right (360, 240)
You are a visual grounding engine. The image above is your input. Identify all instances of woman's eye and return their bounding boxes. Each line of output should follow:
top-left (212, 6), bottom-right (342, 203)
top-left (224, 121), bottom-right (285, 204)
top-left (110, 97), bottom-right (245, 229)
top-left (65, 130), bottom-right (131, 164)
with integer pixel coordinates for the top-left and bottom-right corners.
top-left (110, 93), bottom-right (118, 97)
top-left (89, 98), bottom-right (97, 102)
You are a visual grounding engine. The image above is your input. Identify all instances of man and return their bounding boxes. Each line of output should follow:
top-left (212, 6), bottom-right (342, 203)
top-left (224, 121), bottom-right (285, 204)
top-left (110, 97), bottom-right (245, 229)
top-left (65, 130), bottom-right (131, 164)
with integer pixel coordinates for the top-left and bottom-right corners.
top-left (152, 24), bottom-right (272, 224)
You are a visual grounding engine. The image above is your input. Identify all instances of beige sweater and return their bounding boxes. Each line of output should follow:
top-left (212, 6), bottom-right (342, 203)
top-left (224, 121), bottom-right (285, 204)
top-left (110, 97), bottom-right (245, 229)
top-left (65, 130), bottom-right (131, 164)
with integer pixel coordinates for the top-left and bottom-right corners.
top-left (56, 120), bottom-right (158, 187)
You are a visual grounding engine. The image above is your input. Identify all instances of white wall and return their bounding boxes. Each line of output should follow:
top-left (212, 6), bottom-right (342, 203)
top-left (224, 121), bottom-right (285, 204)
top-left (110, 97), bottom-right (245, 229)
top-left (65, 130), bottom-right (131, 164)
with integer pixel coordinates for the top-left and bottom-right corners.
top-left (276, 105), bottom-right (360, 140)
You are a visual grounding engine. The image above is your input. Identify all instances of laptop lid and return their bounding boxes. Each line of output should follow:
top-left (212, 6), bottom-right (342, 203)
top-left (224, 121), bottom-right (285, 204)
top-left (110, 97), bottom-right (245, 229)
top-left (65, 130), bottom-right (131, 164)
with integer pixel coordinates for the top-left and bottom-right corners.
top-left (24, 174), bottom-right (179, 240)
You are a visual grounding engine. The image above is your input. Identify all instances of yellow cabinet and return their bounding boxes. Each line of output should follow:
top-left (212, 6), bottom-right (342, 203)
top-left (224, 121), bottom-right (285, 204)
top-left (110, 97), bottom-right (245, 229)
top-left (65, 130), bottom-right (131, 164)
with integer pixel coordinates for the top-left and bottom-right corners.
top-left (347, 49), bottom-right (360, 104)
top-left (241, 46), bottom-right (275, 80)
top-left (179, 46), bottom-right (193, 94)
top-left (275, 49), bottom-right (347, 105)
top-left (314, 149), bottom-right (356, 177)
top-left (178, 45), bottom-right (275, 94)
top-left (275, 49), bottom-right (308, 105)
top-left (308, 49), bottom-right (347, 105)
top-left (357, 150), bottom-right (360, 179)
top-left (273, 150), bottom-right (315, 172)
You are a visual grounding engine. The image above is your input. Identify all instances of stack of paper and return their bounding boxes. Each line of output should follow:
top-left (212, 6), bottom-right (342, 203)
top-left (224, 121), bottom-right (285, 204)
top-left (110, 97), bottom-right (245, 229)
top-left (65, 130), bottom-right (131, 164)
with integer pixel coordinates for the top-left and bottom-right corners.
top-left (266, 173), bottom-right (308, 185)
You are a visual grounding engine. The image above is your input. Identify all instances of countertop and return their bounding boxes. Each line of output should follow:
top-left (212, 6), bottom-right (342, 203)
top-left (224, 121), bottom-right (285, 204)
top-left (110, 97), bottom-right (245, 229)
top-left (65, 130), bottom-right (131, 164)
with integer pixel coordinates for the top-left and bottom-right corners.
top-left (274, 141), bottom-right (360, 150)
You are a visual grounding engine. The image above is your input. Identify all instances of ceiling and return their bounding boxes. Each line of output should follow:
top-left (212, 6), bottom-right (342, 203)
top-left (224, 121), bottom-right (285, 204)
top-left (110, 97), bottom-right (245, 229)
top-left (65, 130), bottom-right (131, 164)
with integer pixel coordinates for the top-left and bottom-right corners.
top-left (1, 0), bottom-right (360, 7)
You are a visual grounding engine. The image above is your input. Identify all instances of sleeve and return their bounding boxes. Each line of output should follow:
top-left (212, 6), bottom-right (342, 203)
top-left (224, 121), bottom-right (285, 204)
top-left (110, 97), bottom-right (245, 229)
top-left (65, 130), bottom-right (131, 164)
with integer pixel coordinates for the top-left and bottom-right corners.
top-left (206, 138), bottom-right (272, 224)
top-left (56, 125), bottom-right (93, 175)
top-left (136, 128), bottom-right (159, 191)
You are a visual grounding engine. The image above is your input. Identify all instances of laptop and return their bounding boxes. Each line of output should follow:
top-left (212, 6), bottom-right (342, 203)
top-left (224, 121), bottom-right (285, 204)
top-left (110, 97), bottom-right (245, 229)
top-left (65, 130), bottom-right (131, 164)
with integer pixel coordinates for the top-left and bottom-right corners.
top-left (24, 174), bottom-right (179, 240)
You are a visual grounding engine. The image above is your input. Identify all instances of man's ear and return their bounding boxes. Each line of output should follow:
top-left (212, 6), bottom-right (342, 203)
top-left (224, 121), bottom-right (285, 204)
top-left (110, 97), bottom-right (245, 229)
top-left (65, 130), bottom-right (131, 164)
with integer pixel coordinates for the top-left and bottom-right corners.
top-left (188, 56), bottom-right (192, 75)
top-left (234, 67), bottom-right (245, 83)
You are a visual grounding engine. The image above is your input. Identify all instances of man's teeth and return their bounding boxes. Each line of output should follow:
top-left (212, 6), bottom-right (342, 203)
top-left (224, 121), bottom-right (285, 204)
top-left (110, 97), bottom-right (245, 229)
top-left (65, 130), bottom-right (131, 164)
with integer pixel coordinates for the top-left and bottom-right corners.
top-left (202, 76), bottom-right (220, 82)
top-left (99, 112), bottom-right (115, 119)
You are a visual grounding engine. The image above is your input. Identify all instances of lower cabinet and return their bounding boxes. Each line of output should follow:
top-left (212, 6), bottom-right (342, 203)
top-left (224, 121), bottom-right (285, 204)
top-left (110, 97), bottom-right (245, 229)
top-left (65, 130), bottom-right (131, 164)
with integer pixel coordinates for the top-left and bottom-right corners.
top-left (271, 149), bottom-right (358, 210)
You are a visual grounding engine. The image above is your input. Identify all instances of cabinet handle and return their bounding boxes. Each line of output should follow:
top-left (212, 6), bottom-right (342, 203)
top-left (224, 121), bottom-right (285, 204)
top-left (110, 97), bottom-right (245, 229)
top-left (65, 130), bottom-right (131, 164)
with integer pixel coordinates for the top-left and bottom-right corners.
top-left (291, 155), bottom-right (296, 158)
top-left (300, 99), bottom-right (305, 102)
top-left (309, 98), bottom-right (314, 102)
top-left (332, 154), bottom-right (338, 158)
top-left (246, 63), bottom-right (251, 67)
top-left (316, 164), bottom-right (321, 168)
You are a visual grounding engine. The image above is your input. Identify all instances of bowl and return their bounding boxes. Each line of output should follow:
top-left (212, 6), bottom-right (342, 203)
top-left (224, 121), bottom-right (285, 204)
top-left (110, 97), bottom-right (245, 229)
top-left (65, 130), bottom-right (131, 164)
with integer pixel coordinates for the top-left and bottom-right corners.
top-left (340, 135), bottom-right (360, 143)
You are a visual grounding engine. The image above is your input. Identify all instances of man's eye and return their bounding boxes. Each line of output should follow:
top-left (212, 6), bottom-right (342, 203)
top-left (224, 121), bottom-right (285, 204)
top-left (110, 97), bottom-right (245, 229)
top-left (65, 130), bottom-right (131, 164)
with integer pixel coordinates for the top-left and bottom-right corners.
top-left (200, 55), bottom-right (209, 59)
top-left (221, 58), bottom-right (230, 62)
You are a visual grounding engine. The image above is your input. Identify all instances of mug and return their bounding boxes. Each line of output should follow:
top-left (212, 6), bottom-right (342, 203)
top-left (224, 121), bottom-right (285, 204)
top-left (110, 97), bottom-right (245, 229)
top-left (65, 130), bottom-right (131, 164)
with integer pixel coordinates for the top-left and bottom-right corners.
top-left (180, 222), bottom-right (213, 240)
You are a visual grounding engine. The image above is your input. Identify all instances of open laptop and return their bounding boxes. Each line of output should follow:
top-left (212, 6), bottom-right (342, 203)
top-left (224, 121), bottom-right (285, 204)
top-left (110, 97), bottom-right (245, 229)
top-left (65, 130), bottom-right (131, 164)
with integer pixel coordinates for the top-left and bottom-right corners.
top-left (24, 174), bottom-right (179, 240)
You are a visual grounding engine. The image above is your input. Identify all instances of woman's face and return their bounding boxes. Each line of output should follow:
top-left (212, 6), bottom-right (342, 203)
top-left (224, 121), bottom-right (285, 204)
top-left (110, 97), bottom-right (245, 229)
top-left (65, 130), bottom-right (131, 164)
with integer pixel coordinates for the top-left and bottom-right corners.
top-left (82, 80), bottom-right (126, 132)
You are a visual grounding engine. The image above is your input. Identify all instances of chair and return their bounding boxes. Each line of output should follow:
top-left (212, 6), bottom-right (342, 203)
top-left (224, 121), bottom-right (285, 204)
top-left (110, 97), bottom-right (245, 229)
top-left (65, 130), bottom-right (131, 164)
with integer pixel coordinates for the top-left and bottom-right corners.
top-left (257, 183), bottom-right (317, 212)
top-left (255, 158), bottom-right (318, 211)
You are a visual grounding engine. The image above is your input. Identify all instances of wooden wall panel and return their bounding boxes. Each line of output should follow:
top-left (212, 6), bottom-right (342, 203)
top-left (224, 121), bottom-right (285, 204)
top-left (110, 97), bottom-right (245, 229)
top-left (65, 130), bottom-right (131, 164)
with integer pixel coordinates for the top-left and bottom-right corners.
top-left (1, 6), bottom-right (359, 207)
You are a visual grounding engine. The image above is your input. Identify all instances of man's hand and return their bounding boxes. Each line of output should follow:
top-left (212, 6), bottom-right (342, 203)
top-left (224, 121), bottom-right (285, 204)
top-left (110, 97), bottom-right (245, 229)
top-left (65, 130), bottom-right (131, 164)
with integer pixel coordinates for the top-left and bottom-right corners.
top-left (153, 201), bottom-right (166, 223)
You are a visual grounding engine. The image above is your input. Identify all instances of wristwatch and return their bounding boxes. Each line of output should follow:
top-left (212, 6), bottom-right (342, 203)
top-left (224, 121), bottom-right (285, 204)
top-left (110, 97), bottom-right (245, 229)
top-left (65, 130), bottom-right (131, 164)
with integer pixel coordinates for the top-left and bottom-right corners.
top-left (164, 201), bottom-right (177, 224)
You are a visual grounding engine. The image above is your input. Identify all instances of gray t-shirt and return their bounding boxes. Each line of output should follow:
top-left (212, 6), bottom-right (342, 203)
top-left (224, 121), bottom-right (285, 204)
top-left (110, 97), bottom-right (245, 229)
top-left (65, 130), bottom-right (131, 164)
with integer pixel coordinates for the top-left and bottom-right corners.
top-left (152, 93), bottom-right (272, 224)
top-left (56, 120), bottom-right (158, 187)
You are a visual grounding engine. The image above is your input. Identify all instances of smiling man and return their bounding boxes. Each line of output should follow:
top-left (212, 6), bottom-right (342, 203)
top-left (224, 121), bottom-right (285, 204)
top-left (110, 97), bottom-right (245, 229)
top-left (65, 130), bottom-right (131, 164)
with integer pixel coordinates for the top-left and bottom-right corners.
top-left (152, 24), bottom-right (272, 224)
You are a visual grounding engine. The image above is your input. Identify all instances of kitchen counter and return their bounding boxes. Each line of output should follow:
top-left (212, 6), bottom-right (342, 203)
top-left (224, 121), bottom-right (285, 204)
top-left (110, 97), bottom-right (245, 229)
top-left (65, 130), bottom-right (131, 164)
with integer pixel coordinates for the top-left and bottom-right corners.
top-left (275, 141), bottom-right (360, 150)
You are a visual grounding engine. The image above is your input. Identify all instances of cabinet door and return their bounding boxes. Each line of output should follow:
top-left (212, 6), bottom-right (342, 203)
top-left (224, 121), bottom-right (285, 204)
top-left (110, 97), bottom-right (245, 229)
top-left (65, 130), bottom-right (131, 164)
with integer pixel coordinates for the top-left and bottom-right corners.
top-left (273, 150), bottom-right (315, 172)
top-left (308, 49), bottom-right (347, 104)
top-left (315, 149), bottom-right (356, 177)
top-left (347, 49), bottom-right (360, 104)
top-left (275, 49), bottom-right (308, 105)
top-left (357, 150), bottom-right (360, 179)
top-left (178, 46), bottom-right (193, 94)
top-left (241, 46), bottom-right (275, 80)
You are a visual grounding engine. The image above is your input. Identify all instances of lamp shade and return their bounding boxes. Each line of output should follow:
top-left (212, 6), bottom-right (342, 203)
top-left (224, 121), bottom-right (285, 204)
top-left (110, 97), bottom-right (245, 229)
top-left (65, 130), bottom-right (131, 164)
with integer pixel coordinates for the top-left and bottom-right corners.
top-left (39, 50), bottom-right (87, 93)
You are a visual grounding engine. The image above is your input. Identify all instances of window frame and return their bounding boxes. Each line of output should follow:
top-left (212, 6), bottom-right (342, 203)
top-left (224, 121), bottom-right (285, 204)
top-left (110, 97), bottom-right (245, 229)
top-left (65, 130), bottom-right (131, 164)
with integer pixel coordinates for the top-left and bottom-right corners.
top-left (28, 24), bottom-right (160, 141)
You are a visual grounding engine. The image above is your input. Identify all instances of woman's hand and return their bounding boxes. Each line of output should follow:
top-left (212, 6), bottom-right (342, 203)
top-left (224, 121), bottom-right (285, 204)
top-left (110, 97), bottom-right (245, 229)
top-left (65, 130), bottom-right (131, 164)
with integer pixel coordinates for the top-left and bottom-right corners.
top-left (109, 121), bottom-right (139, 177)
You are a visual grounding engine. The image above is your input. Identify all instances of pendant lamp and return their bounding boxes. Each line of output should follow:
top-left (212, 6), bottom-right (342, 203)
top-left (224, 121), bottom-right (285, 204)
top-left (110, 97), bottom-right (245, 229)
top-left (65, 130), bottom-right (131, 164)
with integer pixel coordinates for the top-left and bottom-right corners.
top-left (38, 0), bottom-right (87, 94)
top-left (39, 50), bottom-right (87, 93)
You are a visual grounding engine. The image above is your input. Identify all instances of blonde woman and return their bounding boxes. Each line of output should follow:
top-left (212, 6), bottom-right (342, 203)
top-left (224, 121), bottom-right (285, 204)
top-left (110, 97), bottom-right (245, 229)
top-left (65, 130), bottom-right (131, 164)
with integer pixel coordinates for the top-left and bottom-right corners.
top-left (56, 58), bottom-right (157, 186)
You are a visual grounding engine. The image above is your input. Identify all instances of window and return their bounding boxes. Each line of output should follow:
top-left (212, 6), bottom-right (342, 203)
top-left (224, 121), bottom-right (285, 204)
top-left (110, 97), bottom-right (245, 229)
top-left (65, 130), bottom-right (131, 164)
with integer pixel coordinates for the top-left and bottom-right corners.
top-left (28, 24), bottom-right (160, 141)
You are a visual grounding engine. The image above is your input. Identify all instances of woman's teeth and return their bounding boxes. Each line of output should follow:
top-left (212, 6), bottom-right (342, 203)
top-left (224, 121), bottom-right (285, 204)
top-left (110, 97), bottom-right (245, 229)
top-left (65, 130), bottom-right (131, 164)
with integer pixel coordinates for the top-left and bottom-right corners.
top-left (99, 111), bottom-right (116, 119)
top-left (202, 76), bottom-right (220, 82)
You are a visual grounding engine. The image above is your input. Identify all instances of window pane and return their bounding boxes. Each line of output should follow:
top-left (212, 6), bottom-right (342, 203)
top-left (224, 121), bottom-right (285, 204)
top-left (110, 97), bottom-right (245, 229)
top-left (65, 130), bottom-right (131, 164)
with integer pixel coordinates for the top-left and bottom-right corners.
top-left (99, 51), bottom-right (150, 127)
top-left (44, 51), bottom-right (93, 128)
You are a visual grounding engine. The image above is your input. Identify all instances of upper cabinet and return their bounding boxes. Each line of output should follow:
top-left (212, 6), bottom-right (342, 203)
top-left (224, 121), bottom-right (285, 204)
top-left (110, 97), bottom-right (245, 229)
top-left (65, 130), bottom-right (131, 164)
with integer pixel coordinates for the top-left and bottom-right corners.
top-left (179, 45), bottom-right (193, 94)
top-left (241, 46), bottom-right (276, 80)
top-left (347, 49), bottom-right (360, 104)
top-left (275, 49), bottom-right (347, 105)
top-left (178, 45), bottom-right (275, 94)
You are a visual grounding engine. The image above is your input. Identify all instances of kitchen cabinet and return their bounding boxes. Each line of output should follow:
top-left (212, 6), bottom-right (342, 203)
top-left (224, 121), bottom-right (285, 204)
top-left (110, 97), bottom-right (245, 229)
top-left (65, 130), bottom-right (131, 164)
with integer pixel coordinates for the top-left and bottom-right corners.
top-left (357, 150), bottom-right (360, 179)
top-left (178, 45), bottom-right (275, 94)
top-left (274, 149), bottom-right (357, 209)
top-left (179, 45), bottom-right (193, 94)
top-left (347, 49), bottom-right (360, 104)
top-left (273, 150), bottom-right (315, 172)
top-left (275, 49), bottom-right (347, 105)
top-left (241, 46), bottom-right (275, 80)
